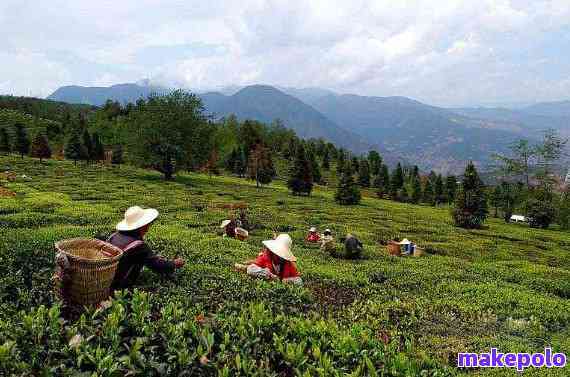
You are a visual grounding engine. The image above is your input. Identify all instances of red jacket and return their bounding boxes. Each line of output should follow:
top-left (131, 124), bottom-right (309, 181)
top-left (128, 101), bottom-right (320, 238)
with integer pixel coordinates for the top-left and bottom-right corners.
top-left (252, 250), bottom-right (300, 280)
top-left (306, 232), bottom-right (320, 242)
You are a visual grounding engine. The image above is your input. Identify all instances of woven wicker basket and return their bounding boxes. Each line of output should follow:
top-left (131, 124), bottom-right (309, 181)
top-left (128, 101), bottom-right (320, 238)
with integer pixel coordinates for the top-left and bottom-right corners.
top-left (387, 241), bottom-right (401, 256)
top-left (413, 247), bottom-right (425, 257)
top-left (235, 227), bottom-right (249, 241)
top-left (54, 238), bottom-right (123, 306)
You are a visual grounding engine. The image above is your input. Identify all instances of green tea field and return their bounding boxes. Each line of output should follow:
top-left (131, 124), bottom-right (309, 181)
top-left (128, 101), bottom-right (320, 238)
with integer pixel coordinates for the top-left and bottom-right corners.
top-left (1, 156), bottom-right (569, 376)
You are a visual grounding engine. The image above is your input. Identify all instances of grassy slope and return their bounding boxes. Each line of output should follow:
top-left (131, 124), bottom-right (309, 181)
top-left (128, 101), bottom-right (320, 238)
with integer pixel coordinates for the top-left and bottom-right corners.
top-left (1, 156), bottom-right (569, 376)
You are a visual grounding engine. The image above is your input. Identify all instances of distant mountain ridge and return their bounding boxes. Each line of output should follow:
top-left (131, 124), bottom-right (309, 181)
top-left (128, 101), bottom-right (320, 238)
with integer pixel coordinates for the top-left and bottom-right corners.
top-left (45, 82), bottom-right (570, 173)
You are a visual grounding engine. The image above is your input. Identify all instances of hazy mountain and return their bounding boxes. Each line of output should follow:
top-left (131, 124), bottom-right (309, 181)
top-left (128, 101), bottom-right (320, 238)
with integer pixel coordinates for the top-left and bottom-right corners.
top-left (200, 85), bottom-right (376, 154)
top-left (521, 100), bottom-right (570, 118)
top-left (47, 83), bottom-right (169, 106)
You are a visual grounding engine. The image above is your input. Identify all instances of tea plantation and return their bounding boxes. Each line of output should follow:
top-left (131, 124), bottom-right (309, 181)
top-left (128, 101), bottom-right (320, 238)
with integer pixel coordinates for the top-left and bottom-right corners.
top-left (1, 156), bottom-right (569, 376)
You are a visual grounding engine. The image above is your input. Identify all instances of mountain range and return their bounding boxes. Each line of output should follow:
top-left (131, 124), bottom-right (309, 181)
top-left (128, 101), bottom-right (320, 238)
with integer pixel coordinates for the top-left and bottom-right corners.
top-left (47, 83), bottom-right (570, 174)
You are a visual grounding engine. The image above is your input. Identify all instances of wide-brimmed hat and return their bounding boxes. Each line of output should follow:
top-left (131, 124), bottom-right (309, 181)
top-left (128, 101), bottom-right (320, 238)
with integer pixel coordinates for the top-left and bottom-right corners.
top-left (309, 227), bottom-right (317, 232)
top-left (116, 206), bottom-right (159, 231)
top-left (263, 234), bottom-right (296, 262)
top-left (399, 238), bottom-right (411, 245)
top-left (220, 219), bottom-right (232, 228)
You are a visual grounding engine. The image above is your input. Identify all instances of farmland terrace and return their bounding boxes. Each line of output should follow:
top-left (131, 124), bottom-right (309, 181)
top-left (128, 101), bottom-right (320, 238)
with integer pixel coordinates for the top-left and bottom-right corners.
top-left (1, 156), bottom-right (569, 376)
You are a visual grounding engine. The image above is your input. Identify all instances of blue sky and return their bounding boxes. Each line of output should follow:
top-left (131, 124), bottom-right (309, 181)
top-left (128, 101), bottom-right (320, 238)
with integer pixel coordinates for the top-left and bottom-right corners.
top-left (1, 0), bottom-right (569, 107)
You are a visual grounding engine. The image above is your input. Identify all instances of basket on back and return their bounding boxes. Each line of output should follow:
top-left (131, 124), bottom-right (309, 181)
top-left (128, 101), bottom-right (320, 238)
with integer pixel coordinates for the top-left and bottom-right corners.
top-left (54, 238), bottom-right (123, 306)
top-left (387, 241), bottom-right (401, 256)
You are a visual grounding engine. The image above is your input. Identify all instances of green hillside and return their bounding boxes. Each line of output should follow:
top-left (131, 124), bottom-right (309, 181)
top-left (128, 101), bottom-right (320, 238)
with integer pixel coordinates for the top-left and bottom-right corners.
top-left (1, 156), bottom-right (569, 376)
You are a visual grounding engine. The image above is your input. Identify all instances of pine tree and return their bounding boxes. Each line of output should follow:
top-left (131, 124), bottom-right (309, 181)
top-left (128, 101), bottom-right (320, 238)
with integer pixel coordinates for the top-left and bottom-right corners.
top-left (322, 148), bottom-right (330, 170)
top-left (225, 148), bottom-right (238, 172)
top-left (235, 147), bottom-right (247, 177)
top-left (390, 163), bottom-right (404, 199)
top-left (14, 123), bottom-right (30, 158)
top-left (287, 143), bottom-right (313, 195)
top-left (82, 129), bottom-right (93, 163)
top-left (374, 164), bottom-right (390, 198)
top-left (111, 145), bottom-right (124, 166)
top-left (452, 162), bottom-right (488, 229)
top-left (434, 174), bottom-right (444, 205)
top-left (336, 149), bottom-right (346, 174)
top-left (368, 151), bottom-right (382, 176)
top-left (65, 131), bottom-right (85, 166)
top-left (91, 132), bottom-right (105, 162)
top-left (204, 149), bottom-right (220, 177)
top-left (0, 127), bottom-right (10, 154)
top-left (411, 175), bottom-right (422, 204)
top-left (247, 144), bottom-right (275, 187)
top-left (490, 185), bottom-right (503, 218)
top-left (351, 156), bottom-right (360, 174)
top-left (307, 149), bottom-right (322, 184)
top-left (358, 159), bottom-right (371, 187)
top-left (445, 175), bottom-right (458, 203)
top-left (335, 165), bottom-right (361, 205)
top-left (423, 178), bottom-right (435, 205)
top-left (30, 133), bottom-right (51, 162)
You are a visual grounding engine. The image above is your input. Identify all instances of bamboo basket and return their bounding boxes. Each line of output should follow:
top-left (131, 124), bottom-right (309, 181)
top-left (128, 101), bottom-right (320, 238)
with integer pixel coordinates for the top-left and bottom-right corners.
top-left (387, 241), bottom-right (401, 256)
top-left (235, 227), bottom-right (249, 241)
top-left (413, 247), bottom-right (425, 257)
top-left (54, 238), bottom-right (123, 306)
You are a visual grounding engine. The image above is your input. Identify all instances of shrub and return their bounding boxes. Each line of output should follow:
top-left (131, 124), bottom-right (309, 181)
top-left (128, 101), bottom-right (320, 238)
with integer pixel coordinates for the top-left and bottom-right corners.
top-left (452, 162), bottom-right (488, 228)
top-left (526, 198), bottom-right (555, 229)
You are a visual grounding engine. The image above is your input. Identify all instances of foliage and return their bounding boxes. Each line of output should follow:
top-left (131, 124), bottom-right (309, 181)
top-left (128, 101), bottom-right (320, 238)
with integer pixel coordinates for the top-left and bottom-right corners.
top-left (358, 159), bottom-right (370, 187)
top-left (557, 190), bottom-right (570, 230)
top-left (390, 163), bottom-right (404, 199)
top-left (30, 133), bottom-right (51, 162)
top-left (335, 165), bottom-right (361, 205)
top-left (14, 123), bottom-right (31, 158)
top-left (445, 175), bottom-right (457, 204)
top-left (0, 127), bottom-right (10, 154)
top-left (91, 132), bottom-right (105, 162)
top-left (452, 162), bottom-right (488, 229)
top-left (64, 130), bottom-right (85, 166)
top-left (526, 198), bottom-right (556, 229)
top-left (287, 143), bottom-right (313, 196)
top-left (368, 151), bottom-right (382, 176)
top-left (247, 144), bottom-right (275, 187)
top-left (82, 129), bottom-right (93, 163)
top-left (111, 145), bottom-right (123, 166)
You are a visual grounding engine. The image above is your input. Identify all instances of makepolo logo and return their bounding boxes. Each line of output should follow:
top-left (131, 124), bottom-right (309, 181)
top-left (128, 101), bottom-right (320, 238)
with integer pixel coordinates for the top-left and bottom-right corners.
top-left (457, 348), bottom-right (567, 372)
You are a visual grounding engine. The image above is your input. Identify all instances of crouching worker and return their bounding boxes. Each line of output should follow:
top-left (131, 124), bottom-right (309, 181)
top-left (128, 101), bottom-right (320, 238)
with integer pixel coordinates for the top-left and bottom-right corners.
top-left (236, 234), bottom-right (302, 285)
top-left (320, 229), bottom-right (336, 256)
top-left (344, 233), bottom-right (364, 259)
top-left (306, 227), bottom-right (321, 243)
top-left (108, 206), bottom-right (185, 289)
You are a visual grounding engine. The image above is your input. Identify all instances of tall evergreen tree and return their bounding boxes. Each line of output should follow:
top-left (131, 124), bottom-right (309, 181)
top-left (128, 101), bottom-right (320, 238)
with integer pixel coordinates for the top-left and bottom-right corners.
top-left (358, 159), bottom-right (371, 187)
top-left (14, 123), bottom-right (30, 158)
top-left (335, 165), bottom-right (361, 205)
top-left (307, 149), bottom-right (322, 184)
top-left (287, 143), bottom-right (313, 195)
top-left (336, 149), bottom-right (346, 174)
top-left (91, 132), bottom-right (105, 162)
top-left (490, 185), bottom-right (502, 218)
top-left (374, 164), bottom-right (390, 198)
top-left (247, 144), bottom-right (275, 187)
top-left (30, 133), bottom-right (51, 162)
top-left (452, 162), bottom-right (488, 229)
top-left (445, 175), bottom-right (458, 203)
top-left (351, 156), bottom-right (360, 174)
top-left (423, 178), bottom-right (435, 205)
top-left (82, 129), bottom-right (93, 163)
top-left (235, 146), bottom-right (247, 178)
top-left (390, 163), bottom-right (404, 199)
top-left (434, 174), bottom-right (444, 205)
top-left (111, 144), bottom-right (124, 166)
top-left (0, 127), bottom-right (10, 154)
top-left (64, 131), bottom-right (85, 166)
top-left (411, 175), bottom-right (422, 204)
top-left (322, 148), bottom-right (330, 170)
top-left (368, 151), bottom-right (382, 176)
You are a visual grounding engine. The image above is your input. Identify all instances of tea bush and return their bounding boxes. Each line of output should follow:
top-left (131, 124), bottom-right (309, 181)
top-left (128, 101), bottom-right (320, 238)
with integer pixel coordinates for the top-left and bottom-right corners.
top-left (0, 156), bottom-right (569, 376)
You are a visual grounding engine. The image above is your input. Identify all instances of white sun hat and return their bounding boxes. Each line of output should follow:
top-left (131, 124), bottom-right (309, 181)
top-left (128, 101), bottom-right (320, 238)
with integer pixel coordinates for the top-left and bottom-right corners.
top-left (309, 227), bottom-right (317, 232)
top-left (262, 234), bottom-right (296, 262)
top-left (399, 238), bottom-right (411, 245)
top-left (116, 206), bottom-right (159, 231)
top-left (220, 219), bottom-right (232, 228)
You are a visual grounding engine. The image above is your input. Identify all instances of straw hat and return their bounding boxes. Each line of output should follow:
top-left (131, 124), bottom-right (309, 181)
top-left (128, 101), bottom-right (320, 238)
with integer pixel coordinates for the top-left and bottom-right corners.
top-left (263, 234), bottom-right (296, 262)
top-left (220, 219), bottom-right (232, 228)
top-left (116, 206), bottom-right (159, 231)
top-left (399, 238), bottom-right (411, 245)
top-left (309, 227), bottom-right (317, 232)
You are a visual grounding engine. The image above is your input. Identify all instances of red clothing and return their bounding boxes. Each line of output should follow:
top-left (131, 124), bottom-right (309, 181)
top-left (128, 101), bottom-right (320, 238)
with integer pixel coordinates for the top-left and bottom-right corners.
top-left (306, 232), bottom-right (320, 242)
top-left (252, 250), bottom-right (300, 280)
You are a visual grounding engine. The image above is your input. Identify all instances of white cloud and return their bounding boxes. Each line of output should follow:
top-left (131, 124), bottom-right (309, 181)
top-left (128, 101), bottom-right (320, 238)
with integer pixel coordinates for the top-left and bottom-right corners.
top-left (0, 0), bottom-right (569, 106)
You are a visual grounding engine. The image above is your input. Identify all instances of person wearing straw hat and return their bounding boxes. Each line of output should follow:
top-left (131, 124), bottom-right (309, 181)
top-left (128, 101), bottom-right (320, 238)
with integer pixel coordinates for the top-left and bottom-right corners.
top-left (320, 228), bottom-right (335, 256)
top-left (305, 226), bottom-right (321, 243)
top-left (343, 233), bottom-right (364, 259)
top-left (220, 219), bottom-right (236, 238)
top-left (237, 234), bottom-right (302, 285)
top-left (107, 206), bottom-right (185, 289)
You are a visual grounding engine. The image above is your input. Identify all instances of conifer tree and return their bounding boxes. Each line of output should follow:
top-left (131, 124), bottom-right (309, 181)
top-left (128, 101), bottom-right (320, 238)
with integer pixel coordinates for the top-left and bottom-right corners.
top-left (91, 132), bottom-right (105, 162)
top-left (82, 129), bottom-right (93, 163)
top-left (411, 175), bottom-right (422, 204)
top-left (247, 144), bottom-right (275, 187)
top-left (335, 165), bottom-right (361, 205)
top-left (336, 149), bottom-right (346, 174)
top-left (307, 149), bottom-right (322, 184)
top-left (235, 146), bottom-right (247, 177)
top-left (358, 158), bottom-right (371, 187)
top-left (287, 143), bottom-right (313, 195)
top-left (351, 156), bottom-right (360, 174)
top-left (322, 148), bottom-right (330, 170)
top-left (111, 144), bottom-right (124, 166)
top-left (445, 175), bottom-right (458, 203)
top-left (390, 163), bottom-right (404, 199)
top-left (374, 164), bottom-right (390, 198)
top-left (65, 131), bottom-right (85, 166)
top-left (368, 151), bottom-right (382, 176)
top-left (423, 178), bottom-right (435, 205)
top-left (30, 133), bottom-right (51, 162)
top-left (434, 174), bottom-right (444, 205)
top-left (0, 127), bottom-right (10, 154)
top-left (452, 162), bottom-right (488, 228)
top-left (14, 123), bottom-right (30, 158)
